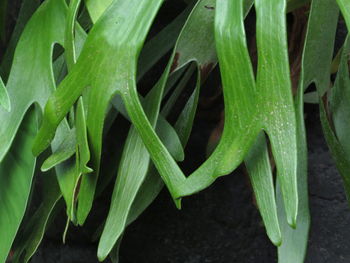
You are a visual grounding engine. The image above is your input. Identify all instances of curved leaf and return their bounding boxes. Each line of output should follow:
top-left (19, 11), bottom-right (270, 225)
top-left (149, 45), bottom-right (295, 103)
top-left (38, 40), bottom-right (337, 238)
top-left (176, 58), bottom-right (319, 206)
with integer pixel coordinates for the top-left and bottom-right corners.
top-left (97, 0), bottom-right (217, 256)
top-left (11, 172), bottom-right (61, 263)
top-left (0, 1), bottom-right (68, 261)
top-left (278, 0), bottom-right (338, 262)
top-left (33, 0), bottom-right (298, 230)
top-left (41, 128), bottom-right (76, 172)
top-left (0, 0), bottom-right (67, 161)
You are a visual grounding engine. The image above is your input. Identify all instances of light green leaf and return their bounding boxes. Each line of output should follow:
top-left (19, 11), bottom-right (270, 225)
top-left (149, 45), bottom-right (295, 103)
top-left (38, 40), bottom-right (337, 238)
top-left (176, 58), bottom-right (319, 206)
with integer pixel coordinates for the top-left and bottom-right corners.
top-left (65, 0), bottom-right (81, 70)
top-left (84, 0), bottom-right (113, 23)
top-left (183, 0), bottom-right (298, 226)
top-left (33, 0), bottom-right (298, 231)
top-left (32, 0), bottom-right (179, 224)
top-left (0, 76), bottom-right (10, 111)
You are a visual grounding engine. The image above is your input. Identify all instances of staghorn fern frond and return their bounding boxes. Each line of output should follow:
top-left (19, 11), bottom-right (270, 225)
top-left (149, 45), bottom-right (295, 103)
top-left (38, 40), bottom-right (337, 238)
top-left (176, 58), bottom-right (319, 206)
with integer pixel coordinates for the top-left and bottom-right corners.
top-left (0, 0), bottom-right (349, 262)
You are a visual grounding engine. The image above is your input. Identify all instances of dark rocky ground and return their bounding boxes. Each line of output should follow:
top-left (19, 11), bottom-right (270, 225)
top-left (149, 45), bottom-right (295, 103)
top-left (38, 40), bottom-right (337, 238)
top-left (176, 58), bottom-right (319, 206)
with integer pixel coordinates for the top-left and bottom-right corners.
top-left (30, 104), bottom-right (350, 263)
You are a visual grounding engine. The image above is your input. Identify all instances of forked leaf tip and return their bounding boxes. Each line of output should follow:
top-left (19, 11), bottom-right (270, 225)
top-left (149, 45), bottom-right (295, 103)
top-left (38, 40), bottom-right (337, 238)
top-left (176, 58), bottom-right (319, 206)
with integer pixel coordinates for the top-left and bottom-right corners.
top-left (271, 233), bottom-right (282, 247)
top-left (287, 214), bottom-right (297, 229)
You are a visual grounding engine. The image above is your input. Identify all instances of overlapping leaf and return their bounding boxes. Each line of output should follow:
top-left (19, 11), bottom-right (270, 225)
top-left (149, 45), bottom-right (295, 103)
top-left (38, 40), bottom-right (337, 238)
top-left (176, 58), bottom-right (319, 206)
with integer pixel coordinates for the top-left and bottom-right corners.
top-left (33, 0), bottom-right (298, 232)
top-left (0, 1), bottom-right (68, 261)
top-left (205, 0), bottom-right (298, 228)
top-left (277, 1), bottom-right (338, 262)
top-left (1, 0), bottom-right (349, 262)
top-left (11, 172), bottom-right (61, 263)
top-left (98, 0), bottom-right (217, 258)
top-left (319, 0), bottom-right (350, 202)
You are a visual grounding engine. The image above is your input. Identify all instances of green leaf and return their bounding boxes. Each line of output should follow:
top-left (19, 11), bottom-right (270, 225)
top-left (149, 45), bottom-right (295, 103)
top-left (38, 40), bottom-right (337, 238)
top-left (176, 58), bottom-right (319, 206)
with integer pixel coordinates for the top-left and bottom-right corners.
top-left (98, 1), bottom-right (217, 258)
top-left (137, 4), bottom-right (193, 80)
top-left (103, 73), bottom-right (202, 261)
top-left (0, 76), bottom-right (10, 111)
top-left (41, 128), bottom-right (76, 172)
top-left (161, 64), bottom-right (196, 117)
top-left (71, 98), bottom-right (93, 221)
top-left (84, 0), bottom-right (112, 23)
top-left (11, 172), bottom-right (61, 263)
top-left (0, 0), bottom-right (67, 161)
top-left (33, 0), bottom-right (298, 231)
top-left (278, 0), bottom-right (338, 262)
top-left (174, 72), bottom-right (201, 146)
top-left (65, 0), bottom-right (81, 70)
top-left (321, 33), bottom-right (350, 201)
top-left (0, 1), bottom-right (69, 261)
top-left (32, 0), bottom-right (179, 224)
top-left (245, 133), bottom-right (282, 246)
top-left (0, 107), bottom-right (37, 263)
top-left (112, 92), bottom-right (185, 162)
top-left (181, 0), bottom-right (298, 226)
top-left (330, 36), bottom-right (350, 166)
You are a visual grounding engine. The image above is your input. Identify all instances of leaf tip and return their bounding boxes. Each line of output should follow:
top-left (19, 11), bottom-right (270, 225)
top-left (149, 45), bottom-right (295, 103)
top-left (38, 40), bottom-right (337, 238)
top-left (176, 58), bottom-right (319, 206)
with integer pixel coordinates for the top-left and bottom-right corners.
top-left (287, 214), bottom-right (297, 229)
top-left (270, 233), bottom-right (282, 247)
top-left (97, 247), bottom-right (109, 262)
